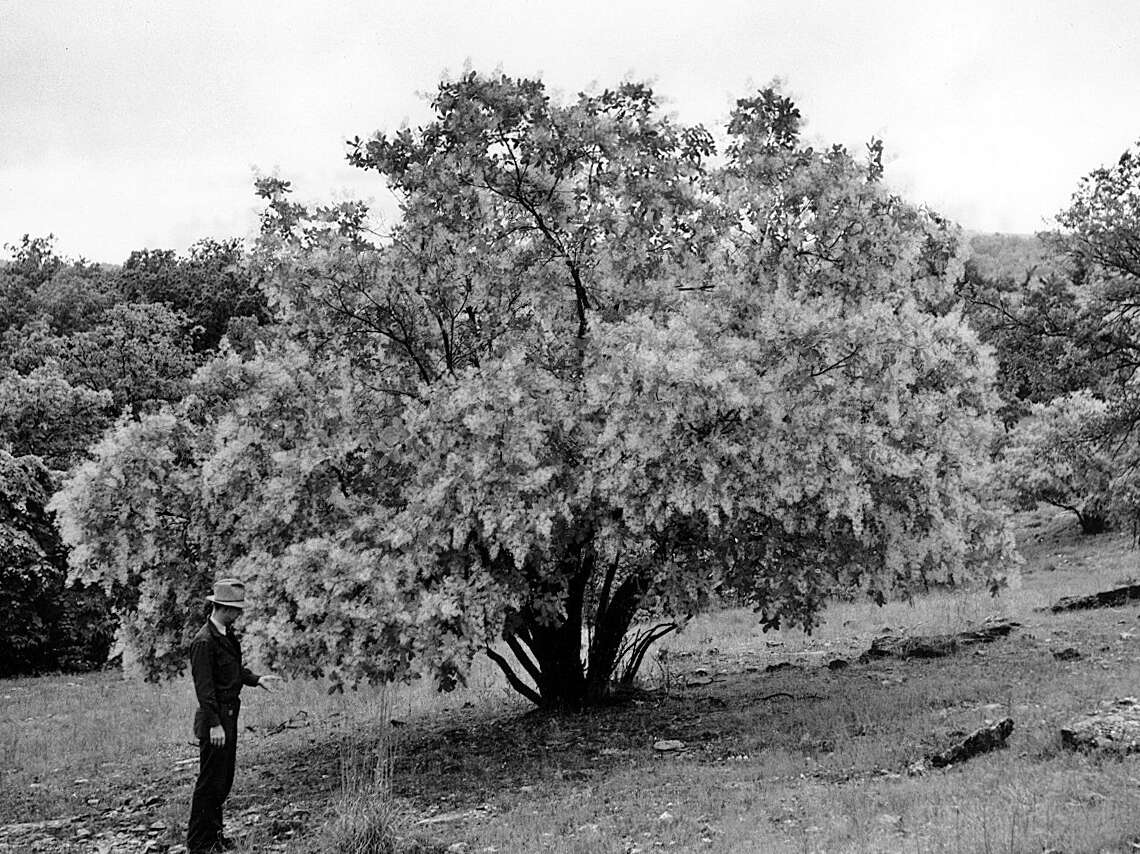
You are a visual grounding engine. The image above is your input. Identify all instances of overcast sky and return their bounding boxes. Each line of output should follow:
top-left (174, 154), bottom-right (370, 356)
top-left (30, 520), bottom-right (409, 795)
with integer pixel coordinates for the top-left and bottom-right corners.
top-left (2, 0), bottom-right (1138, 262)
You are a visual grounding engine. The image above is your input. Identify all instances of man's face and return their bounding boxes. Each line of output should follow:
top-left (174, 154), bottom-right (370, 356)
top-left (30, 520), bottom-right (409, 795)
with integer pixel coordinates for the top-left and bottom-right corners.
top-left (214, 604), bottom-right (242, 627)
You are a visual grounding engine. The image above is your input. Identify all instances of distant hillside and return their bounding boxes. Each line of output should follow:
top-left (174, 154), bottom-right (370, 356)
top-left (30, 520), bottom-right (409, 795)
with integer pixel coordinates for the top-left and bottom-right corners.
top-left (964, 232), bottom-right (1057, 283)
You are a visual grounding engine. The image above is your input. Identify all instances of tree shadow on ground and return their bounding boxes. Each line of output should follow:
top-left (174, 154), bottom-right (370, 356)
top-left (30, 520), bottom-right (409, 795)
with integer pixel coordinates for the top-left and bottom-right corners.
top-left (388, 675), bottom-right (823, 807)
top-left (251, 666), bottom-right (822, 803)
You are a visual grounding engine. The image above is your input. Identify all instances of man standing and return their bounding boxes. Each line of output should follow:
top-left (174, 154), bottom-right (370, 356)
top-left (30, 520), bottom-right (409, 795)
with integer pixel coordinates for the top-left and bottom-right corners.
top-left (187, 578), bottom-right (281, 854)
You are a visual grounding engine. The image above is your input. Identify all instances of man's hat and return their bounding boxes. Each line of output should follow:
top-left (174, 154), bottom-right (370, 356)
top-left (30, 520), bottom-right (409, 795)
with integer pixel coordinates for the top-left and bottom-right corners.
top-left (206, 578), bottom-right (248, 609)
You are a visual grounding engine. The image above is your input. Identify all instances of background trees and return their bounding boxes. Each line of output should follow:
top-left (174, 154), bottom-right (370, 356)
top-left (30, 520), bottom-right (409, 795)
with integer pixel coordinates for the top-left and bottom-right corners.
top-left (55, 74), bottom-right (1013, 707)
top-left (0, 233), bottom-right (270, 675)
top-left (118, 238), bottom-right (270, 351)
top-left (958, 236), bottom-right (1096, 425)
top-left (964, 142), bottom-right (1140, 534)
top-left (0, 450), bottom-right (114, 675)
top-left (999, 392), bottom-right (1114, 534)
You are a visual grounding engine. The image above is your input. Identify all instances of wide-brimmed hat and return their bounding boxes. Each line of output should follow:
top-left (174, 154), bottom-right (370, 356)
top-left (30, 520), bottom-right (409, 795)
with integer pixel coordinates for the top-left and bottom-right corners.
top-left (206, 578), bottom-right (248, 609)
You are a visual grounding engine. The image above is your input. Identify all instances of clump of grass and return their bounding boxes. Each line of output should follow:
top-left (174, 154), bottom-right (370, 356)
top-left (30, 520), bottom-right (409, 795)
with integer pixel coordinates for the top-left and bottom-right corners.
top-left (322, 784), bottom-right (397, 854)
top-left (318, 688), bottom-right (399, 854)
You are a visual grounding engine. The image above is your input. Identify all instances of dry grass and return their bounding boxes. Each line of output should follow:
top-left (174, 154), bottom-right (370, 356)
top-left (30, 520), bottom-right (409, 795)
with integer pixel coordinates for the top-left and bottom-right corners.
top-left (316, 689), bottom-right (398, 854)
top-left (4, 508), bottom-right (1140, 853)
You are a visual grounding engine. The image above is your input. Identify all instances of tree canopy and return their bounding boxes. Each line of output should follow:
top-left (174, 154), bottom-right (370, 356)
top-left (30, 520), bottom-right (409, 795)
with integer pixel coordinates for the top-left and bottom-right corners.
top-left (54, 74), bottom-right (1014, 706)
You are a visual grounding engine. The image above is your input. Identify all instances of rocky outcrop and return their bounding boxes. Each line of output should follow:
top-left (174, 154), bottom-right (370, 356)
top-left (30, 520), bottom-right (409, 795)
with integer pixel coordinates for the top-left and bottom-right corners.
top-left (1061, 698), bottom-right (1140, 753)
top-left (1045, 583), bottom-right (1140, 613)
top-left (926, 718), bottom-right (1014, 768)
top-left (858, 620), bottom-right (1020, 663)
top-left (860, 634), bottom-right (957, 661)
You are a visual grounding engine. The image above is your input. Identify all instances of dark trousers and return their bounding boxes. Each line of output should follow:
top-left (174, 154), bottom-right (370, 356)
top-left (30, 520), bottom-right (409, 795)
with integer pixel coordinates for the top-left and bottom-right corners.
top-left (187, 705), bottom-right (239, 852)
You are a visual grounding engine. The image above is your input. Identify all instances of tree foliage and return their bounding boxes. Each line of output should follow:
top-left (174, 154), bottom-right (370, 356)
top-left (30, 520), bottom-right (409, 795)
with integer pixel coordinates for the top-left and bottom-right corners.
top-left (0, 450), bottom-right (113, 675)
top-left (999, 392), bottom-right (1114, 534)
top-left (28, 263), bottom-right (117, 337)
top-left (118, 238), bottom-right (270, 351)
top-left (970, 143), bottom-right (1140, 531)
top-left (54, 74), bottom-right (1013, 706)
top-left (0, 231), bottom-right (271, 676)
top-left (3, 303), bottom-right (201, 416)
top-left (1, 234), bottom-right (63, 335)
top-left (1038, 146), bottom-right (1140, 394)
top-left (959, 237), bottom-right (1097, 424)
top-left (0, 366), bottom-right (113, 471)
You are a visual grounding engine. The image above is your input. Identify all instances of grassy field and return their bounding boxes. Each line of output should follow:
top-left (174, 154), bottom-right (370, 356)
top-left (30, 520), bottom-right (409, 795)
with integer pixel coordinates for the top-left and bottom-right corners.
top-left (4, 508), bottom-right (1140, 853)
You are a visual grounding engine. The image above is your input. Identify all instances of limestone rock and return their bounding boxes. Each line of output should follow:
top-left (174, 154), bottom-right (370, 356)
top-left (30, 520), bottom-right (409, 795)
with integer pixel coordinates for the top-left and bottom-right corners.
top-left (957, 621), bottom-right (1020, 644)
top-left (765, 661), bottom-right (799, 673)
top-left (859, 620), bottom-right (1019, 663)
top-left (1046, 583), bottom-right (1140, 613)
top-left (926, 718), bottom-right (1014, 768)
top-left (861, 634), bottom-right (958, 662)
top-left (1061, 698), bottom-right (1140, 753)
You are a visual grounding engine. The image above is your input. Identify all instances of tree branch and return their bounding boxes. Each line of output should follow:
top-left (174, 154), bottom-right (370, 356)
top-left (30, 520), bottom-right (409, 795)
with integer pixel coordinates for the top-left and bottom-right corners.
top-left (619, 622), bottom-right (679, 685)
top-left (485, 645), bottom-right (541, 705)
top-left (810, 347), bottom-right (860, 378)
top-left (503, 632), bottom-right (543, 686)
top-left (594, 554), bottom-right (620, 629)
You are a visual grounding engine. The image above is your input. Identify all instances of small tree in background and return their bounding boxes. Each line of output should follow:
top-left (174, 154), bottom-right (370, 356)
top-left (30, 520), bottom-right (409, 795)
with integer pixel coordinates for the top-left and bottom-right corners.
top-left (1000, 391), bottom-right (1114, 534)
top-left (1, 235), bottom-right (62, 336)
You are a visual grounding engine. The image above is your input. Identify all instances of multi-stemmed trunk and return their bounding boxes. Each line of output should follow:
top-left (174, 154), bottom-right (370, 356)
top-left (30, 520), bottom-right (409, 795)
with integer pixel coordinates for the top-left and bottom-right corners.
top-left (1046, 498), bottom-right (1109, 536)
top-left (484, 544), bottom-right (677, 709)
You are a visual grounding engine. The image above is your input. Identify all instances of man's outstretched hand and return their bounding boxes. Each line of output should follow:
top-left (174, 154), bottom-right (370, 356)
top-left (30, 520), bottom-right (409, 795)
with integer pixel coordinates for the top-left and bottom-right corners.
top-left (258, 674), bottom-right (283, 692)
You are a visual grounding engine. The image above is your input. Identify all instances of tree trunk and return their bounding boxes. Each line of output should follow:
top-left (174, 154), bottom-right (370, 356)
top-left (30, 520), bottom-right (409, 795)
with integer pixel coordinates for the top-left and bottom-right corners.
top-left (584, 574), bottom-right (649, 699)
top-left (1078, 511), bottom-right (1107, 535)
top-left (1046, 499), bottom-right (1109, 536)
top-left (485, 552), bottom-right (658, 709)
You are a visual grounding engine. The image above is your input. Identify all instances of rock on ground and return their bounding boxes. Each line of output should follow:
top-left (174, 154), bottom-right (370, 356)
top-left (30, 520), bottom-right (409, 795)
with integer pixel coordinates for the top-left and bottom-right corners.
top-left (1045, 583), bottom-right (1140, 613)
top-left (926, 718), bottom-right (1015, 769)
top-left (1061, 697), bottom-right (1140, 753)
top-left (858, 620), bottom-right (1020, 663)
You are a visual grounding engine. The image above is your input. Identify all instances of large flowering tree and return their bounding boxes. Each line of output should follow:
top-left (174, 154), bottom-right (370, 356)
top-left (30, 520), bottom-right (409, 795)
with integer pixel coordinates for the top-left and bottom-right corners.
top-left (53, 75), bottom-right (1012, 707)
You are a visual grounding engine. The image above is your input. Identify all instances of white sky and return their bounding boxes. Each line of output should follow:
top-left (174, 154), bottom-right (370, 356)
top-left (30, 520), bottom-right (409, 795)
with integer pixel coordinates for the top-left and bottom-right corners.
top-left (2, 0), bottom-right (1138, 262)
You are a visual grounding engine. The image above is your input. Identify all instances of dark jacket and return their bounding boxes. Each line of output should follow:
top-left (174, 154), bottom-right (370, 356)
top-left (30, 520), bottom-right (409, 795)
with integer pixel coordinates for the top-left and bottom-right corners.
top-left (190, 619), bottom-right (261, 739)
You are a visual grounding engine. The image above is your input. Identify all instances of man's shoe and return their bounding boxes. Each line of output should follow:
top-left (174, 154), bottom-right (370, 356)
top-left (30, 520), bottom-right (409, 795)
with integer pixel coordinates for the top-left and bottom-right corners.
top-left (191, 839), bottom-right (236, 853)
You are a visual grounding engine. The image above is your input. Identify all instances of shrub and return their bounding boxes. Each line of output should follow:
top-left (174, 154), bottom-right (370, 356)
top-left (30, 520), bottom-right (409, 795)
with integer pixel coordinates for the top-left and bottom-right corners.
top-left (1000, 391), bottom-right (1114, 534)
